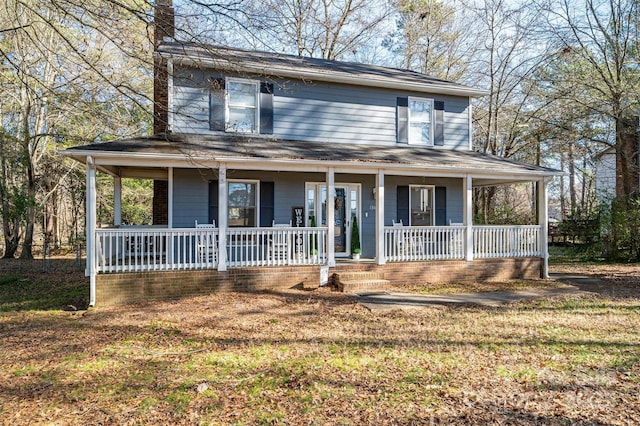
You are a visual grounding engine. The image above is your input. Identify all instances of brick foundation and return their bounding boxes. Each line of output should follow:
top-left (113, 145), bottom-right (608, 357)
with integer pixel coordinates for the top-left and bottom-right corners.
top-left (334, 257), bottom-right (542, 287)
top-left (95, 258), bottom-right (542, 306)
top-left (96, 265), bottom-right (321, 306)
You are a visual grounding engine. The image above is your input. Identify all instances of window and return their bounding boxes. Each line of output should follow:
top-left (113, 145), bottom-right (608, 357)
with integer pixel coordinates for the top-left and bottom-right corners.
top-left (410, 185), bottom-right (434, 226)
top-left (408, 98), bottom-right (433, 145)
top-left (305, 183), bottom-right (328, 226)
top-left (226, 78), bottom-right (259, 133)
top-left (210, 78), bottom-right (274, 134)
top-left (228, 181), bottom-right (258, 227)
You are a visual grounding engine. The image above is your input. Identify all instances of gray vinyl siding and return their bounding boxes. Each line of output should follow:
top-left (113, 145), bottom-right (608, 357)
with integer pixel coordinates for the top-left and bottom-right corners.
top-left (172, 169), bottom-right (211, 227)
top-left (171, 66), bottom-right (471, 150)
top-left (171, 68), bottom-right (212, 132)
top-left (171, 169), bottom-right (326, 228)
top-left (274, 82), bottom-right (396, 145)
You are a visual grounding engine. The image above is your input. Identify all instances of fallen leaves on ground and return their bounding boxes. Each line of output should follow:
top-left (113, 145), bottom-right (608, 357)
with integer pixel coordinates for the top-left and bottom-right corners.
top-left (0, 259), bottom-right (638, 425)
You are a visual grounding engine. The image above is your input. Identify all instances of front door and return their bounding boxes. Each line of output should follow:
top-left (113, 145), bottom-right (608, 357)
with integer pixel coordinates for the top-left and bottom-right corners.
top-left (306, 183), bottom-right (360, 257)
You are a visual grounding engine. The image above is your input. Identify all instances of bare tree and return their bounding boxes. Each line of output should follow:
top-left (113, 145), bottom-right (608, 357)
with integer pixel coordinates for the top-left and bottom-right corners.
top-left (242, 0), bottom-right (391, 60)
top-left (536, 0), bottom-right (640, 199)
top-left (464, 0), bottom-right (549, 222)
top-left (0, 0), bottom-right (153, 258)
top-left (384, 0), bottom-right (476, 80)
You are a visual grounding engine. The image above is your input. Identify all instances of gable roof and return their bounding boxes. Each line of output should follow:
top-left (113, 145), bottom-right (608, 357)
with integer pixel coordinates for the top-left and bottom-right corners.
top-left (156, 41), bottom-right (488, 98)
top-left (62, 134), bottom-right (562, 185)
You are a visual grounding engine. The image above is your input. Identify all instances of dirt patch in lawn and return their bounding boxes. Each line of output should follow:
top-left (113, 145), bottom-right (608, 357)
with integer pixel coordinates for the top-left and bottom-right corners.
top-left (0, 258), bottom-right (639, 424)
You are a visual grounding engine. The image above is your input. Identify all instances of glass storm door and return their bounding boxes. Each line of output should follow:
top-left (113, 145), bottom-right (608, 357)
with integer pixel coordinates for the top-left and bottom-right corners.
top-left (306, 183), bottom-right (360, 257)
top-left (334, 187), bottom-right (347, 252)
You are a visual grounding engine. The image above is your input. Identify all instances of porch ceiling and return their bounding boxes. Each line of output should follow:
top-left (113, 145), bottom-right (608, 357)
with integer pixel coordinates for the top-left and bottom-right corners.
top-left (61, 133), bottom-right (562, 182)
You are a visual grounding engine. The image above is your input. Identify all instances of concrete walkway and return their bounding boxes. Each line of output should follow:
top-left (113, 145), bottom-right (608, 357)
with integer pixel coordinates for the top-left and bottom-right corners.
top-left (352, 273), bottom-right (600, 311)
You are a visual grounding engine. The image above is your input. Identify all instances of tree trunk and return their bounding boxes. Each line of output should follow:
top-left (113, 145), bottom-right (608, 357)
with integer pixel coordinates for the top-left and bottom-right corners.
top-left (568, 142), bottom-right (576, 217)
top-left (0, 117), bottom-right (21, 259)
top-left (19, 94), bottom-right (35, 260)
top-left (615, 116), bottom-right (639, 201)
top-left (19, 163), bottom-right (36, 259)
top-left (2, 217), bottom-right (20, 259)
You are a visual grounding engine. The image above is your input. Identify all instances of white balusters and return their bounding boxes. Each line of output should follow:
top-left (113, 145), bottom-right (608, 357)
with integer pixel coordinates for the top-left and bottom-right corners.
top-left (95, 226), bottom-right (328, 273)
top-left (472, 226), bottom-right (541, 258)
top-left (384, 226), bottom-right (466, 262)
top-left (384, 225), bottom-right (540, 262)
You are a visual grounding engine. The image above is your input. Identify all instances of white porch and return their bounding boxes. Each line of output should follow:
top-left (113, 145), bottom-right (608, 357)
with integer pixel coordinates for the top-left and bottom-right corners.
top-left (83, 164), bottom-right (551, 306)
top-left (68, 137), bottom-right (561, 306)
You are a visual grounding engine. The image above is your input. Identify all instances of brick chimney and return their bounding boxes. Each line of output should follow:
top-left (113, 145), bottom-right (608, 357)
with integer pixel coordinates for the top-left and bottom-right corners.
top-left (153, 0), bottom-right (175, 135)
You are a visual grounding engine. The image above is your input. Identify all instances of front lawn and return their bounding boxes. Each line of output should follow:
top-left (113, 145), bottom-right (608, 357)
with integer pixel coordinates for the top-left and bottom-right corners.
top-left (0, 256), bottom-right (638, 424)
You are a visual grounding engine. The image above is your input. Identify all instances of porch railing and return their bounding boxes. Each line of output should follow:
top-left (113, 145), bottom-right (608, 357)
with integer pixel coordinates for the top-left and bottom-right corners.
top-left (384, 225), bottom-right (542, 262)
top-left (95, 225), bottom-right (541, 273)
top-left (227, 226), bottom-right (327, 267)
top-left (95, 228), bottom-right (220, 273)
top-left (384, 226), bottom-right (466, 262)
top-left (95, 226), bottom-right (327, 273)
top-left (473, 225), bottom-right (541, 258)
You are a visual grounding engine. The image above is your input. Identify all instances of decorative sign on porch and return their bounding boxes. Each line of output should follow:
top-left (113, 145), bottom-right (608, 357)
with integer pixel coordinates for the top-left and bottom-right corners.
top-left (292, 206), bottom-right (304, 227)
top-left (292, 206), bottom-right (305, 259)
top-left (320, 266), bottom-right (329, 286)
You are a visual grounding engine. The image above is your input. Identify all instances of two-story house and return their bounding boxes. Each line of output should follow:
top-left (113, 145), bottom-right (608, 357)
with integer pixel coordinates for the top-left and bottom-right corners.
top-left (62, 1), bottom-right (561, 306)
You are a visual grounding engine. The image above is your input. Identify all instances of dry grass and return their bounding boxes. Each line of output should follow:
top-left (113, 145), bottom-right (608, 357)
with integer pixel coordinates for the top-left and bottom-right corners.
top-left (0, 256), bottom-right (639, 425)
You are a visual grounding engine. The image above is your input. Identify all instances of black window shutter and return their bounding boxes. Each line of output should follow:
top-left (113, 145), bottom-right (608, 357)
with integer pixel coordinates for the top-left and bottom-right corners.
top-left (397, 97), bottom-right (409, 144)
top-left (208, 180), bottom-right (219, 224)
top-left (260, 181), bottom-right (274, 227)
top-left (209, 78), bottom-right (225, 131)
top-left (259, 82), bottom-right (274, 134)
top-left (397, 186), bottom-right (409, 225)
top-left (435, 186), bottom-right (447, 226)
top-left (434, 101), bottom-right (445, 146)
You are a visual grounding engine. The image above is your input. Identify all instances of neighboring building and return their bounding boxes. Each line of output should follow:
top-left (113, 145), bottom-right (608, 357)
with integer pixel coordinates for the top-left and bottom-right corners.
top-left (61, 1), bottom-right (561, 306)
top-left (594, 147), bottom-right (617, 206)
top-left (595, 146), bottom-right (640, 207)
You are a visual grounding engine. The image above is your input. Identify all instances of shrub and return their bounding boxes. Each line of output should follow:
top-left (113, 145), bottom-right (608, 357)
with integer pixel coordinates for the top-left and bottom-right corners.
top-left (605, 195), bottom-right (640, 261)
top-left (350, 216), bottom-right (361, 255)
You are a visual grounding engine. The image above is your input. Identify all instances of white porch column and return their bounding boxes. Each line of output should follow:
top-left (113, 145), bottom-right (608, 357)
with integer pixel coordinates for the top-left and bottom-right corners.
top-left (113, 176), bottom-right (121, 226)
top-left (327, 167), bottom-right (335, 267)
top-left (217, 164), bottom-right (228, 271)
top-left (86, 156), bottom-right (97, 307)
top-left (166, 167), bottom-right (174, 266)
top-left (463, 174), bottom-right (473, 261)
top-left (167, 167), bottom-right (174, 228)
top-left (376, 170), bottom-right (385, 265)
top-left (537, 178), bottom-right (549, 278)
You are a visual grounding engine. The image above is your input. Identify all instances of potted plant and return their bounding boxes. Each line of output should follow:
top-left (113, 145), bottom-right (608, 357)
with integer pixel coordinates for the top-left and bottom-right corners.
top-left (351, 215), bottom-right (361, 260)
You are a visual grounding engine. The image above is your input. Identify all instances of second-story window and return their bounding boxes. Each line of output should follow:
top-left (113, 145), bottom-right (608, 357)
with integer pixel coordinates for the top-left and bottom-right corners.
top-left (226, 78), bottom-right (259, 133)
top-left (408, 98), bottom-right (433, 145)
top-left (210, 77), bottom-right (274, 134)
